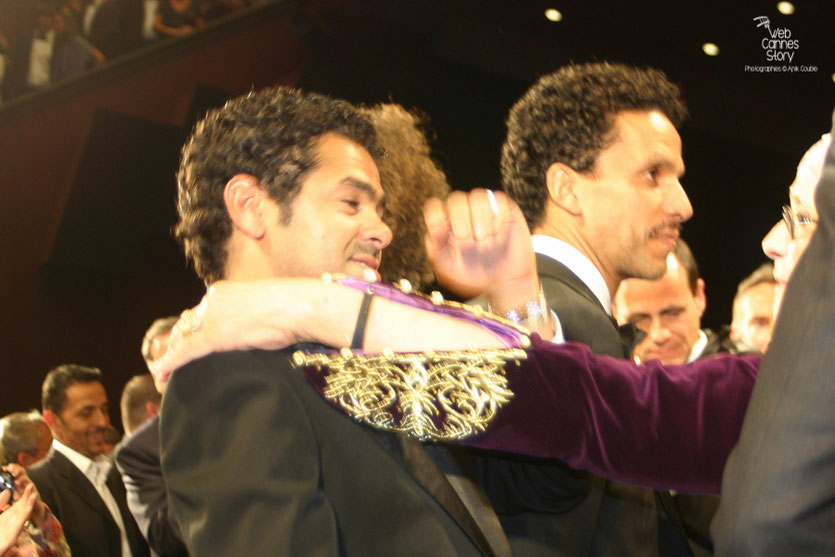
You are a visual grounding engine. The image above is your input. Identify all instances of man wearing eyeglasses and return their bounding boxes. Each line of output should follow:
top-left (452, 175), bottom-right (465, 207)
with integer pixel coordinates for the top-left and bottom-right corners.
top-left (713, 129), bottom-right (834, 555)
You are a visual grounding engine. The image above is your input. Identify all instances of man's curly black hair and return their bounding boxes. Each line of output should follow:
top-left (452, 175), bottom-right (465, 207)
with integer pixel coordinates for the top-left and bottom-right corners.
top-left (175, 86), bottom-right (380, 284)
top-left (501, 62), bottom-right (687, 229)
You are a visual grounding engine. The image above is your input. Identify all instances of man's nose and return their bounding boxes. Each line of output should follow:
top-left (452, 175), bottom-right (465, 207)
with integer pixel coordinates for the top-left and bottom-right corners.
top-left (360, 212), bottom-right (393, 249)
top-left (762, 220), bottom-right (788, 261)
top-left (665, 179), bottom-right (693, 223)
top-left (92, 409), bottom-right (109, 428)
top-left (647, 317), bottom-right (672, 343)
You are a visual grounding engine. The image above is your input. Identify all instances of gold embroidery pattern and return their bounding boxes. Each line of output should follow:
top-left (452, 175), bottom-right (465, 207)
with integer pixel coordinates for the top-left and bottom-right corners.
top-left (294, 349), bottom-right (526, 441)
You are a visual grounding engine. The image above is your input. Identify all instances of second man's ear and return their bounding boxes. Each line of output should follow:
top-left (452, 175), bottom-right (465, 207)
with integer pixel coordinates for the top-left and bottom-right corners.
top-left (223, 174), bottom-right (269, 239)
top-left (545, 162), bottom-right (582, 215)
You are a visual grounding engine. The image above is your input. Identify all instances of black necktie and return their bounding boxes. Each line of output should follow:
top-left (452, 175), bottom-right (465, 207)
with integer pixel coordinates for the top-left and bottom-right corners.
top-left (611, 318), bottom-right (646, 355)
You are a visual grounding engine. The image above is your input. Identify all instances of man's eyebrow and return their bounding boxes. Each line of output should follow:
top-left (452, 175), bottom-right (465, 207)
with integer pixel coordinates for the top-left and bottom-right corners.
top-left (626, 312), bottom-right (650, 322)
top-left (341, 177), bottom-right (387, 208)
top-left (645, 157), bottom-right (685, 177)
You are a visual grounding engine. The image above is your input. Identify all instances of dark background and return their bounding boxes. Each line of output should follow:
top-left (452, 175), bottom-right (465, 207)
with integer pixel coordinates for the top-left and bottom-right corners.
top-left (1, 0), bottom-right (833, 424)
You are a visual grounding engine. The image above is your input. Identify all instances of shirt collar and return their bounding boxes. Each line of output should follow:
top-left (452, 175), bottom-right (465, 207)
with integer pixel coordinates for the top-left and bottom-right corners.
top-left (686, 329), bottom-right (709, 363)
top-left (532, 235), bottom-right (612, 315)
top-left (52, 439), bottom-right (110, 484)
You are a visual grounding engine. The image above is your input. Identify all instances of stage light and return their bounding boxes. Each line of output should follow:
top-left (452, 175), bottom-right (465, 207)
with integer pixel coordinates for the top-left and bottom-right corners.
top-left (702, 43), bottom-right (720, 56)
top-left (544, 9), bottom-right (562, 22)
top-left (777, 2), bottom-right (795, 15)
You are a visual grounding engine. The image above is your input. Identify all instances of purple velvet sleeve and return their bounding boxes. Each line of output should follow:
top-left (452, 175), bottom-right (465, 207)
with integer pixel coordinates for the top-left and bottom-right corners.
top-left (456, 335), bottom-right (760, 494)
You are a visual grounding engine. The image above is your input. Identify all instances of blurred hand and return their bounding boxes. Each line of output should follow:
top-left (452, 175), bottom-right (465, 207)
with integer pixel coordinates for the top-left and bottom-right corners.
top-left (424, 189), bottom-right (539, 305)
top-left (0, 484), bottom-right (36, 554)
top-left (3, 464), bottom-right (45, 527)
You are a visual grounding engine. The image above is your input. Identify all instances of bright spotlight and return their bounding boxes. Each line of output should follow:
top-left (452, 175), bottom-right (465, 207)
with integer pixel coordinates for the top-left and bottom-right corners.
top-left (702, 43), bottom-right (720, 56)
top-left (544, 9), bottom-right (562, 22)
top-left (777, 2), bottom-right (795, 15)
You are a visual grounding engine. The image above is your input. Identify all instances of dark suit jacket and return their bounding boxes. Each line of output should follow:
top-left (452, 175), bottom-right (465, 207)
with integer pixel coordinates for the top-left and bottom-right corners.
top-left (160, 348), bottom-right (503, 557)
top-left (712, 113), bottom-right (835, 555)
top-left (673, 329), bottom-right (758, 557)
top-left (28, 447), bottom-right (150, 557)
top-left (473, 254), bottom-right (690, 557)
top-left (115, 415), bottom-right (189, 557)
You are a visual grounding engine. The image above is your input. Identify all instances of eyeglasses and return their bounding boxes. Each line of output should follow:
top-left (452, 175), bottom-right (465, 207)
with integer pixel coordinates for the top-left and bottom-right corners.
top-left (781, 205), bottom-right (817, 240)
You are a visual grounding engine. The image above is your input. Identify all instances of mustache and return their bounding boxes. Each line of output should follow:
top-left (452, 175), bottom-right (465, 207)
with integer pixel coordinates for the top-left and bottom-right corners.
top-left (648, 222), bottom-right (682, 237)
top-left (347, 243), bottom-right (382, 262)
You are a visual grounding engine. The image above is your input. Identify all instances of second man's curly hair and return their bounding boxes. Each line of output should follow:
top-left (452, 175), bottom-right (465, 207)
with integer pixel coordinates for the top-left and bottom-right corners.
top-left (502, 62), bottom-right (687, 229)
top-left (176, 86), bottom-right (380, 284)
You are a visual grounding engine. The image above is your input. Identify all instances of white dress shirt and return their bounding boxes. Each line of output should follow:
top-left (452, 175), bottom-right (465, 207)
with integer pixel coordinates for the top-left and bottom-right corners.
top-left (532, 234), bottom-right (612, 314)
top-left (686, 330), bottom-right (709, 363)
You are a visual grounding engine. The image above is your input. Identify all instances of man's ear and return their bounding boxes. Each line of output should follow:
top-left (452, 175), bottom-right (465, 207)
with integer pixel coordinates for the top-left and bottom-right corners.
top-left (223, 174), bottom-right (270, 239)
top-left (42, 410), bottom-right (57, 430)
top-left (545, 162), bottom-right (582, 215)
top-left (694, 278), bottom-right (707, 316)
top-left (17, 452), bottom-right (37, 468)
top-left (145, 401), bottom-right (160, 420)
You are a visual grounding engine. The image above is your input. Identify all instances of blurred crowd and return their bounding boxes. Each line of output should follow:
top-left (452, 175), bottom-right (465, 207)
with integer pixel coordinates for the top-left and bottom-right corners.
top-left (0, 0), bottom-right (264, 102)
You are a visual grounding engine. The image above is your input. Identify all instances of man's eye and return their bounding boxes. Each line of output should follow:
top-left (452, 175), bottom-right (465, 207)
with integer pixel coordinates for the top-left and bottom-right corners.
top-left (632, 317), bottom-right (650, 329)
top-left (342, 199), bottom-right (360, 210)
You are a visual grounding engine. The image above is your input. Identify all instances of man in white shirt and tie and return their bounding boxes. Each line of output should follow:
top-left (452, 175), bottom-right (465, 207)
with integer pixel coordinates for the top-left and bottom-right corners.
top-left (29, 364), bottom-right (149, 557)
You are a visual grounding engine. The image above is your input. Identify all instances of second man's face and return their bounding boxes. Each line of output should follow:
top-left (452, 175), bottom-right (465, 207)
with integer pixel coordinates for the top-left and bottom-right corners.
top-left (574, 110), bottom-right (692, 290)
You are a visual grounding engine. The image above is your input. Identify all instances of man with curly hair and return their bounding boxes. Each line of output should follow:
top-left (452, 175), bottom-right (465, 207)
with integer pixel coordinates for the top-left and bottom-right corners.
top-left (488, 62), bottom-right (697, 556)
top-left (161, 86), bottom-right (547, 556)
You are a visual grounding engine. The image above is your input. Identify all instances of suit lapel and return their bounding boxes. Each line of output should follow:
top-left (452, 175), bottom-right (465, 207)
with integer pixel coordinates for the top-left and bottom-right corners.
top-left (536, 253), bottom-right (602, 309)
top-left (51, 448), bottom-right (124, 543)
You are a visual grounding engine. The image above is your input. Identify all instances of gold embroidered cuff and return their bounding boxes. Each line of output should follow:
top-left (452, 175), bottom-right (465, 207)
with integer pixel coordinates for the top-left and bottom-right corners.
top-left (293, 348), bottom-right (526, 441)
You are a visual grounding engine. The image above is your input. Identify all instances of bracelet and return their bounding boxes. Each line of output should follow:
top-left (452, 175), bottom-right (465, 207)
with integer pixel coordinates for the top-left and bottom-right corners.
top-left (487, 283), bottom-right (550, 331)
top-left (350, 290), bottom-right (376, 349)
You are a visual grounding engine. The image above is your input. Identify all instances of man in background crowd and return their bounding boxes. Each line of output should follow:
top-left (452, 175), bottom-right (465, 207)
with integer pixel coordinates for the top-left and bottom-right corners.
top-left (29, 364), bottom-right (149, 557)
top-left (614, 238), bottom-right (750, 365)
top-left (729, 263), bottom-right (775, 354)
top-left (0, 410), bottom-right (52, 468)
top-left (116, 316), bottom-right (187, 557)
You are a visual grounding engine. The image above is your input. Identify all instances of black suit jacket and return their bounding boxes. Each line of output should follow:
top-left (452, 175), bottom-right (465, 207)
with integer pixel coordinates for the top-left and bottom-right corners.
top-left (712, 113), bottom-right (835, 555)
top-left (29, 447), bottom-right (150, 557)
top-left (473, 254), bottom-right (690, 557)
top-left (115, 415), bottom-right (189, 557)
top-left (160, 348), bottom-right (504, 557)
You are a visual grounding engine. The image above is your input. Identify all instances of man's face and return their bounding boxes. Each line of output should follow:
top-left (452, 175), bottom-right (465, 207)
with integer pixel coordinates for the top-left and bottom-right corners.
top-left (262, 133), bottom-right (392, 279)
top-left (731, 282), bottom-right (776, 353)
top-left (614, 254), bottom-right (706, 364)
top-left (761, 166), bottom-right (819, 313)
top-left (574, 110), bottom-right (692, 291)
top-left (49, 382), bottom-right (110, 459)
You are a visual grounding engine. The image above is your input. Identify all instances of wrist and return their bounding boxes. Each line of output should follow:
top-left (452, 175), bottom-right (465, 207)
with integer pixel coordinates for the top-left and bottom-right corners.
top-left (484, 274), bottom-right (542, 315)
top-left (486, 281), bottom-right (553, 334)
